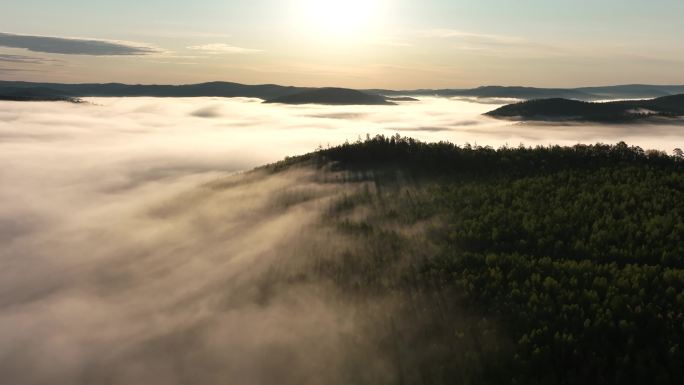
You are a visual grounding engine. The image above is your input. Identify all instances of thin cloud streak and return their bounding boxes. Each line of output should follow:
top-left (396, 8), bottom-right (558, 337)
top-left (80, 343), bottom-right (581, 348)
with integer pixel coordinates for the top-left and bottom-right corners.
top-left (0, 67), bottom-right (40, 73)
top-left (0, 32), bottom-right (159, 56)
top-left (371, 37), bottom-right (412, 48)
top-left (0, 53), bottom-right (56, 64)
top-left (413, 28), bottom-right (562, 59)
top-left (188, 43), bottom-right (262, 54)
top-left (418, 29), bottom-right (524, 43)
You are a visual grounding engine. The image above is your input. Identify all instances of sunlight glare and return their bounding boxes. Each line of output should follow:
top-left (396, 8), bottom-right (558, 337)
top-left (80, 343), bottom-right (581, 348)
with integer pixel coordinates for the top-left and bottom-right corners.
top-left (296, 0), bottom-right (384, 39)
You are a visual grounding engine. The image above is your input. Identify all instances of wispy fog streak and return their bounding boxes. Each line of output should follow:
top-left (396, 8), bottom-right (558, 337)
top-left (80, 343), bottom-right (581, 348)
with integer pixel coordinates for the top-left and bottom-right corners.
top-left (0, 166), bottom-right (391, 385)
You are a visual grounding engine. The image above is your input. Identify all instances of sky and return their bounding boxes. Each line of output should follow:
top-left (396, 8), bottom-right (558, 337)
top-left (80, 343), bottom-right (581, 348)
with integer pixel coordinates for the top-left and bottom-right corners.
top-left (1, 0), bottom-right (683, 88)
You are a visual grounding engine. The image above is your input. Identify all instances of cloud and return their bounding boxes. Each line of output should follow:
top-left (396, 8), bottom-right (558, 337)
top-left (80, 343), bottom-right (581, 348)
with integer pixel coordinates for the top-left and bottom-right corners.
top-left (417, 28), bottom-right (524, 44)
top-left (371, 38), bottom-right (412, 48)
top-left (0, 97), bottom-right (400, 384)
top-left (187, 43), bottom-right (262, 54)
top-left (0, 32), bottom-right (158, 56)
top-left (307, 112), bottom-right (369, 120)
top-left (0, 67), bottom-right (39, 73)
top-left (415, 28), bottom-right (563, 59)
top-left (0, 53), bottom-right (55, 64)
top-left (191, 104), bottom-right (223, 118)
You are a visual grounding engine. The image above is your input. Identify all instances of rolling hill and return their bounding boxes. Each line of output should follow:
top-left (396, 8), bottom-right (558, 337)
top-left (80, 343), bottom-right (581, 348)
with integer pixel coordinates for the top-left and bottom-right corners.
top-left (0, 86), bottom-right (81, 102)
top-left (485, 94), bottom-right (684, 122)
top-left (265, 135), bottom-right (684, 385)
top-left (263, 87), bottom-right (394, 105)
top-left (0, 81), bottom-right (312, 100)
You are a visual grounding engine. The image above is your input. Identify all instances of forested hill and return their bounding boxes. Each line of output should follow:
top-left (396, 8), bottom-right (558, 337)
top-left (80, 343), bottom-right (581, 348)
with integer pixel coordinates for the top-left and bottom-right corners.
top-left (276, 134), bottom-right (683, 177)
top-left (486, 94), bottom-right (684, 122)
top-left (263, 87), bottom-right (394, 105)
top-left (0, 86), bottom-right (82, 102)
top-left (270, 136), bottom-right (684, 385)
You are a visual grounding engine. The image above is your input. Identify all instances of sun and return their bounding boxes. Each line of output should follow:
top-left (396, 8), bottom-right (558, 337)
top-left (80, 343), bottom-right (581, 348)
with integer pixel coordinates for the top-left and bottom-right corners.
top-left (295, 0), bottom-right (384, 39)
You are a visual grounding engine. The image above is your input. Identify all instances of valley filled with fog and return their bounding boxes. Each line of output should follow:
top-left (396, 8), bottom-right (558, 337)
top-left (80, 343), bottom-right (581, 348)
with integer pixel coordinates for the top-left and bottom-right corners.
top-left (2, 96), bottom-right (681, 235)
top-left (3, 96), bottom-right (681, 190)
top-left (1, 97), bottom-right (682, 384)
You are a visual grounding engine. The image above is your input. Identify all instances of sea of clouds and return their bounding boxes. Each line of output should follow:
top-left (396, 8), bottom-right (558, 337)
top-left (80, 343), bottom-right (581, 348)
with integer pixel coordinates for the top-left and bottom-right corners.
top-left (0, 97), bottom-right (682, 384)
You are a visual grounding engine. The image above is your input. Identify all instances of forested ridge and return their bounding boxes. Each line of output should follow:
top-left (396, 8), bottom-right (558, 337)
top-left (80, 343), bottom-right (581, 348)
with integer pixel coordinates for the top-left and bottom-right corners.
top-left (269, 136), bottom-right (684, 384)
top-left (485, 94), bottom-right (684, 122)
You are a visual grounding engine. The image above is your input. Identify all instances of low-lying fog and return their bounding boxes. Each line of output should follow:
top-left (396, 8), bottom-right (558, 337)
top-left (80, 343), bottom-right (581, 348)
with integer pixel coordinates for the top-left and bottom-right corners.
top-left (0, 97), bottom-right (682, 384)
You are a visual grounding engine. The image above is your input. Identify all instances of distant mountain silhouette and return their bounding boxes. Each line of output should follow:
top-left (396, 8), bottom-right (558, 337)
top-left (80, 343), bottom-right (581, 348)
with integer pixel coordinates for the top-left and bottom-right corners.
top-left (3, 81), bottom-right (684, 103)
top-left (264, 88), bottom-right (394, 105)
top-left (0, 81), bottom-right (312, 100)
top-left (485, 94), bottom-right (684, 122)
top-left (386, 96), bottom-right (420, 102)
top-left (0, 86), bottom-right (81, 102)
top-left (574, 84), bottom-right (684, 100)
top-left (368, 84), bottom-right (684, 101)
top-left (451, 86), bottom-right (593, 100)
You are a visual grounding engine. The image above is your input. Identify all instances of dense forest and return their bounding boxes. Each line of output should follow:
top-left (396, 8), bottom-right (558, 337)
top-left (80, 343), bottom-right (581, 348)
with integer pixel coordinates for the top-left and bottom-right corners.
top-left (268, 136), bottom-right (684, 385)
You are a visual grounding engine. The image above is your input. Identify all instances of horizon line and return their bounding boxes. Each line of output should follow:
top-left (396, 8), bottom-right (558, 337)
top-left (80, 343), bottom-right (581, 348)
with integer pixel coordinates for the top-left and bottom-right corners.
top-left (3, 79), bottom-right (684, 91)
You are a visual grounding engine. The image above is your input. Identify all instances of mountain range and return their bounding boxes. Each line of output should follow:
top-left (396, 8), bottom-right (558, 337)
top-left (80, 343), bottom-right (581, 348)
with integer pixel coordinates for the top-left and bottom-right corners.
top-left (3, 80), bottom-right (684, 103)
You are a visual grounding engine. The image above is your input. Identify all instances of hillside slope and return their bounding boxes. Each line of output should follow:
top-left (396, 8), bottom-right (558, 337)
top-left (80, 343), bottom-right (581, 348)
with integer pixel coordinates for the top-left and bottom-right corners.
top-left (0, 86), bottom-right (81, 102)
top-left (486, 94), bottom-right (684, 122)
top-left (264, 87), bottom-right (394, 105)
top-left (0, 80), bottom-right (311, 100)
top-left (267, 136), bottom-right (684, 385)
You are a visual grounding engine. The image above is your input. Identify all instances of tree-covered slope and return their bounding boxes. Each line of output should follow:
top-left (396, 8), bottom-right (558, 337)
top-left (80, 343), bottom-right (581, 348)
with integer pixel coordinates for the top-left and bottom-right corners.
top-left (270, 136), bottom-right (684, 384)
top-left (0, 86), bottom-right (82, 102)
top-left (486, 94), bottom-right (684, 122)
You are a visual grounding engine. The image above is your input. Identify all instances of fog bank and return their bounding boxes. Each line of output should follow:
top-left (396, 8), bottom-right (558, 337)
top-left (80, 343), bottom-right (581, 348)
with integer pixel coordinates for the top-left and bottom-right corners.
top-left (0, 97), bottom-right (681, 384)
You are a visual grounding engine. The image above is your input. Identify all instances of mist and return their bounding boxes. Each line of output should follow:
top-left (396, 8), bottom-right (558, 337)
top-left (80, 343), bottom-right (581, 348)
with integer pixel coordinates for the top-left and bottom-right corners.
top-left (0, 97), bottom-right (682, 384)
